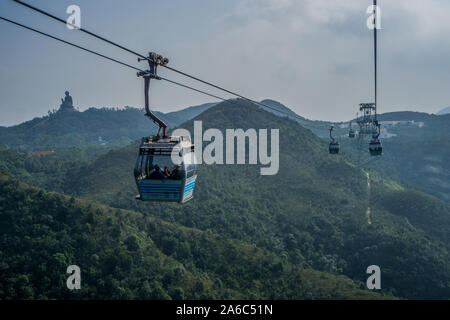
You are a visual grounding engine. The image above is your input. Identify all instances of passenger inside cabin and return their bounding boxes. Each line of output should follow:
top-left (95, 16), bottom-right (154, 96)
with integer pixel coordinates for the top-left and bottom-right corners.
top-left (170, 165), bottom-right (183, 180)
top-left (163, 166), bottom-right (171, 178)
top-left (148, 165), bottom-right (165, 179)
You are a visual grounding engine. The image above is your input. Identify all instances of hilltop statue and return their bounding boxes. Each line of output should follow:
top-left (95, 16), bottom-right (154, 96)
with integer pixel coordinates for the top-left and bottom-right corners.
top-left (59, 91), bottom-right (75, 111)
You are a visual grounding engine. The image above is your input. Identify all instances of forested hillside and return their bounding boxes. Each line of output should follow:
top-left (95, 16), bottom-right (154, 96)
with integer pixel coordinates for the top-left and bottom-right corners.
top-left (0, 173), bottom-right (388, 300)
top-left (3, 100), bottom-right (447, 299)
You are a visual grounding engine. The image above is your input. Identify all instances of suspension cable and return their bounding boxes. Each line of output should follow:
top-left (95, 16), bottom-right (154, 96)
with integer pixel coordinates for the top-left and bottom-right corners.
top-left (0, 16), bottom-right (142, 72)
top-left (0, 16), bottom-right (236, 104)
top-left (12, 0), bottom-right (146, 59)
top-left (373, 0), bottom-right (378, 120)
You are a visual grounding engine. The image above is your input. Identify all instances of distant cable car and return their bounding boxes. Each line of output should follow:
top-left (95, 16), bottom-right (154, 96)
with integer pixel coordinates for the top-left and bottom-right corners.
top-left (369, 138), bottom-right (382, 156)
top-left (348, 118), bottom-right (355, 138)
top-left (329, 125), bottom-right (340, 154)
top-left (348, 128), bottom-right (355, 138)
top-left (369, 121), bottom-right (382, 156)
top-left (329, 141), bottom-right (340, 154)
top-left (134, 52), bottom-right (197, 203)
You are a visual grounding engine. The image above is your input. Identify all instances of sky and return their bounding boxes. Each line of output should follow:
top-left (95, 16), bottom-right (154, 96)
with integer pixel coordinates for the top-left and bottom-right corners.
top-left (1, 0), bottom-right (449, 126)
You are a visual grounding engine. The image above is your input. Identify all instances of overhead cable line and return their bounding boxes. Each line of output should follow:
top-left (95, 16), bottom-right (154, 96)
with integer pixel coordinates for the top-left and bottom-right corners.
top-left (0, 16), bottom-right (236, 104)
top-left (12, 0), bottom-right (146, 59)
top-left (373, 0), bottom-right (378, 119)
top-left (0, 16), bottom-right (142, 72)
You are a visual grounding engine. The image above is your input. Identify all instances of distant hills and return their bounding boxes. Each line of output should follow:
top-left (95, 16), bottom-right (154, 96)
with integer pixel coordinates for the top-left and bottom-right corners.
top-left (1, 98), bottom-right (449, 203)
top-left (2, 100), bottom-right (448, 299)
top-left (437, 106), bottom-right (450, 115)
top-left (0, 103), bottom-right (216, 150)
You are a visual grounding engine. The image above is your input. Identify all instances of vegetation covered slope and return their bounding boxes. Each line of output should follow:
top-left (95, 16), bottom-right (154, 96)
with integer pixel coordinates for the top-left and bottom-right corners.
top-left (29, 100), bottom-right (447, 299)
top-left (0, 145), bottom-right (107, 193)
top-left (0, 173), bottom-right (387, 300)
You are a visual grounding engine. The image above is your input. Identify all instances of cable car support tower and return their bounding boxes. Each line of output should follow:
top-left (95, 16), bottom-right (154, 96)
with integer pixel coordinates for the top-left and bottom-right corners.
top-left (356, 0), bottom-right (382, 157)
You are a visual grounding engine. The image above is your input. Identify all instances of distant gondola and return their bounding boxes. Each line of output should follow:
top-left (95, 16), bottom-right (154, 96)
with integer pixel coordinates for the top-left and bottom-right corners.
top-left (368, 120), bottom-right (382, 156)
top-left (369, 138), bottom-right (382, 156)
top-left (329, 141), bottom-right (340, 154)
top-left (348, 128), bottom-right (355, 138)
top-left (348, 118), bottom-right (356, 138)
top-left (329, 125), bottom-right (340, 154)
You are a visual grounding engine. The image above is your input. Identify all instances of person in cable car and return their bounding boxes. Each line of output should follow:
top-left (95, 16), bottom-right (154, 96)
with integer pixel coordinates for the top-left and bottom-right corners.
top-left (149, 165), bottom-right (165, 179)
top-left (163, 166), bottom-right (171, 178)
top-left (170, 165), bottom-right (183, 180)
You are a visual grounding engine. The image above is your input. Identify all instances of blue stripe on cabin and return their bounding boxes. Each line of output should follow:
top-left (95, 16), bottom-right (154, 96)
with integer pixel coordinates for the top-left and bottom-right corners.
top-left (183, 179), bottom-right (196, 194)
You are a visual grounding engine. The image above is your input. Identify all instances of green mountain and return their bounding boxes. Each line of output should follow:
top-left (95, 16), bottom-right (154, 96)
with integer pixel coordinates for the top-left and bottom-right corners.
top-left (0, 172), bottom-right (388, 300)
top-left (6, 100), bottom-right (447, 299)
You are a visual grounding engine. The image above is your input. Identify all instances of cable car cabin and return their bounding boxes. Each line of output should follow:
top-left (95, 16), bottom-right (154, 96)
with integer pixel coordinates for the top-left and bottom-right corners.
top-left (134, 136), bottom-right (197, 203)
top-left (369, 139), bottom-right (382, 156)
top-left (329, 141), bottom-right (340, 154)
top-left (348, 129), bottom-right (355, 138)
